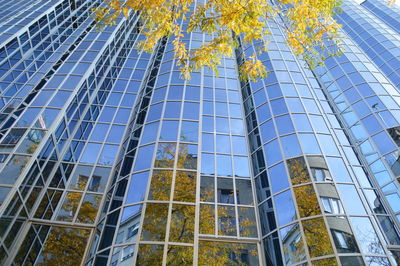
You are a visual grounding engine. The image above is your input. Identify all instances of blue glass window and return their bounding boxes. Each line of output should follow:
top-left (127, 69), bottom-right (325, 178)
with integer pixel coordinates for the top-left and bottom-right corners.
top-left (256, 103), bottom-right (271, 123)
top-left (185, 86), bottom-right (200, 101)
top-left (234, 156), bottom-right (250, 178)
top-left (298, 133), bottom-right (321, 154)
top-left (286, 98), bottom-right (305, 113)
top-left (232, 136), bottom-right (247, 155)
top-left (80, 143), bottom-right (101, 164)
top-left (281, 134), bottom-right (302, 158)
top-left (125, 171), bottom-right (150, 204)
top-left (160, 120), bottom-right (179, 141)
top-left (318, 134), bottom-right (339, 155)
top-left (269, 162), bottom-right (290, 193)
top-left (141, 122), bottom-right (159, 144)
top-left (216, 117), bottom-right (229, 133)
top-left (164, 102), bottom-right (181, 118)
top-left (309, 115), bottom-right (329, 133)
top-left (168, 85), bottom-right (183, 100)
top-left (146, 103), bottom-right (163, 122)
top-left (275, 115), bottom-right (295, 135)
top-left (350, 217), bottom-right (384, 255)
top-left (215, 102), bottom-right (228, 116)
top-left (98, 145), bottom-right (118, 166)
top-left (259, 120), bottom-right (276, 143)
top-left (99, 107), bottom-right (117, 122)
top-left (291, 114), bottom-right (312, 132)
top-left (270, 98), bottom-right (288, 115)
top-left (372, 131), bottom-right (397, 154)
top-left (203, 116), bottom-right (214, 132)
top-left (216, 135), bottom-right (231, 154)
top-left (180, 121), bottom-right (198, 142)
top-left (107, 125), bottom-right (125, 143)
top-left (230, 119), bottom-right (244, 135)
top-left (134, 144), bottom-right (155, 171)
top-left (201, 153), bottom-right (215, 175)
top-left (264, 139), bottom-right (282, 166)
top-left (217, 155), bottom-right (232, 176)
top-left (274, 190), bottom-right (297, 226)
top-left (203, 101), bottom-right (213, 115)
top-left (183, 102), bottom-right (199, 120)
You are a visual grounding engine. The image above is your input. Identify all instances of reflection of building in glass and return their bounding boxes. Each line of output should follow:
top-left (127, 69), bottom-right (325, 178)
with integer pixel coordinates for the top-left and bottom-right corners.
top-left (1, 0), bottom-right (400, 265)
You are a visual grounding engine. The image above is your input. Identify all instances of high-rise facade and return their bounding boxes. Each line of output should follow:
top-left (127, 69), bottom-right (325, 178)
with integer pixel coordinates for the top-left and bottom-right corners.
top-left (0, 0), bottom-right (400, 265)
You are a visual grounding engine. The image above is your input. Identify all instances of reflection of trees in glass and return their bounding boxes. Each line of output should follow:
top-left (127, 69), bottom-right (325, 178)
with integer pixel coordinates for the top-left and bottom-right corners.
top-left (287, 157), bottom-right (334, 259)
top-left (198, 241), bottom-right (259, 265)
top-left (136, 244), bottom-right (164, 266)
top-left (167, 245), bottom-right (193, 265)
top-left (293, 185), bottom-right (321, 218)
top-left (169, 204), bottom-right (195, 242)
top-left (77, 194), bottom-right (102, 223)
top-left (148, 170), bottom-right (173, 200)
top-left (311, 257), bottom-right (337, 265)
top-left (37, 226), bottom-right (90, 266)
top-left (302, 217), bottom-right (333, 258)
top-left (138, 141), bottom-right (258, 264)
top-left (288, 157), bottom-right (322, 217)
top-left (200, 204), bottom-right (215, 235)
top-left (177, 143), bottom-right (197, 170)
top-left (57, 192), bottom-right (82, 222)
top-left (287, 157), bottom-right (310, 185)
top-left (140, 203), bottom-right (169, 241)
top-left (56, 177), bottom-right (101, 223)
top-left (155, 143), bottom-right (176, 168)
top-left (174, 171), bottom-right (196, 202)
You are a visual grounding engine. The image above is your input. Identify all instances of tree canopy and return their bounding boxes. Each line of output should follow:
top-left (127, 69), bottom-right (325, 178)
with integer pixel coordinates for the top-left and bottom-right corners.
top-left (93, 0), bottom-right (343, 81)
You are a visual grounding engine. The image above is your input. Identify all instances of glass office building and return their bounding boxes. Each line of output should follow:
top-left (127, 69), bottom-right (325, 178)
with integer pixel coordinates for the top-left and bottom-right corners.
top-left (0, 0), bottom-right (400, 265)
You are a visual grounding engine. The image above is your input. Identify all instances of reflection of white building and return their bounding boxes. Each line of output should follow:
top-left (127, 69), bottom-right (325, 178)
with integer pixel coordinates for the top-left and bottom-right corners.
top-left (111, 210), bottom-right (141, 266)
top-left (281, 224), bottom-right (306, 265)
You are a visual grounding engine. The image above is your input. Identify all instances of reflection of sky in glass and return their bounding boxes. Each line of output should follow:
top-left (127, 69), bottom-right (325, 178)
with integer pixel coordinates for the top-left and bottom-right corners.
top-left (133, 144), bottom-right (155, 171)
top-left (350, 217), bottom-right (384, 255)
top-left (234, 156), bottom-right (250, 178)
top-left (121, 204), bottom-right (142, 223)
top-left (337, 184), bottom-right (366, 214)
top-left (80, 143), bottom-right (101, 164)
top-left (269, 162), bottom-right (289, 194)
top-left (274, 190), bottom-right (296, 226)
top-left (201, 153), bottom-right (215, 175)
top-left (217, 154), bottom-right (232, 176)
top-left (326, 157), bottom-right (351, 182)
top-left (125, 171), bottom-right (149, 204)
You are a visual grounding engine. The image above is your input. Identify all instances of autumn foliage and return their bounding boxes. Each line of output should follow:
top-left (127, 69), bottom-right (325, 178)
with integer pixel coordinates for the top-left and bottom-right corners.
top-left (93, 0), bottom-right (343, 81)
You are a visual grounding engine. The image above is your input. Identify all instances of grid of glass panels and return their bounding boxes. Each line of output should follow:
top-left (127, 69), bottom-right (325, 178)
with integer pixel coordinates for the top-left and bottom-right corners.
top-left (314, 26), bottom-right (400, 228)
top-left (0, 0), bottom-right (100, 212)
top-left (90, 5), bottom-right (262, 264)
top-left (0, 0), bottom-right (97, 130)
top-left (0, 1), bottom-right (103, 263)
top-left (0, 4), bottom-right (142, 265)
top-left (362, 0), bottom-right (400, 35)
top-left (313, 26), bottom-right (400, 265)
top-left (237, 17), bottom-right (398, 265)
top-left (0, 0), bottom-right (60, 44)
top-left (336, 1), bottom-right (400, 91)
top-left (0, 0), bottom-right (400, 265)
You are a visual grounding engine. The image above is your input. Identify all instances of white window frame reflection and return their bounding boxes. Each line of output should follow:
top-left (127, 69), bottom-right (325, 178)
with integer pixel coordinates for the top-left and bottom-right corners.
top-left (311, 167), bottom-right (332, 182)
top-left (321, 197), bottom-right (344, 214)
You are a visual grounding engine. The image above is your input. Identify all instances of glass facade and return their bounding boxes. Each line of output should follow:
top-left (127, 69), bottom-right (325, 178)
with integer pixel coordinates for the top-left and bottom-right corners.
top-left (0, 0), bottom-right (399, 265)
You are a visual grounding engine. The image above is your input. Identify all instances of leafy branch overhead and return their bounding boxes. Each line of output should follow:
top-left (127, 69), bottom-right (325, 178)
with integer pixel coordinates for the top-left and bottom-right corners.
top-left (93, 0), bottom-right (343, 81)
